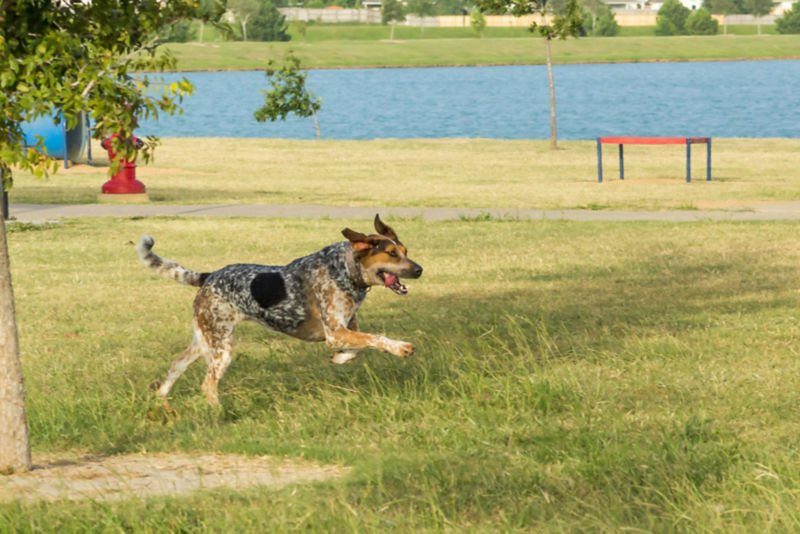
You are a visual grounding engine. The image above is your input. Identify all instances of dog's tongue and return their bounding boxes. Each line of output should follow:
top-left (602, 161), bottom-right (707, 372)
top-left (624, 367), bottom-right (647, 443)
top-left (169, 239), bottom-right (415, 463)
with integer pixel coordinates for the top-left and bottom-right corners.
top-left (384, 273), bottom-right (398, 287)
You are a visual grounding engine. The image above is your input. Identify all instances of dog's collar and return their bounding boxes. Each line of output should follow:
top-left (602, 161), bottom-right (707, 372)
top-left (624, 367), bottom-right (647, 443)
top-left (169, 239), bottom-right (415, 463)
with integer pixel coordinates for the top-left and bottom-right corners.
top-left (345, 244), bottom-right (369, 290)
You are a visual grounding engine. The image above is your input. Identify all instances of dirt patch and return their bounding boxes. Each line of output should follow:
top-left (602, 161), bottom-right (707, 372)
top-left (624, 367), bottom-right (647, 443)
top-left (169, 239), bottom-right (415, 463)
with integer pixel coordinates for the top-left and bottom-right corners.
top-left (0, 453), bottom-right (347, 502)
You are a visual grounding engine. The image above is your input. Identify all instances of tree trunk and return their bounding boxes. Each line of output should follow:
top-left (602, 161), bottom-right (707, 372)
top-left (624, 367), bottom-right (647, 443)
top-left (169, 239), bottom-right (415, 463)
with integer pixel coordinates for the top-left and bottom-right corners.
top-left (0, 214), bottom-right (31, 474)
top-left (390, 22), bottom-right (395, 41)
top-left (311, 105), bottom-right (321, 140)
top-left (545, 37), bottom-right (558, 151)
top-left (199, 20), bottom-right (205, 43)
top-left (241, 15), bottom-right (249, 41)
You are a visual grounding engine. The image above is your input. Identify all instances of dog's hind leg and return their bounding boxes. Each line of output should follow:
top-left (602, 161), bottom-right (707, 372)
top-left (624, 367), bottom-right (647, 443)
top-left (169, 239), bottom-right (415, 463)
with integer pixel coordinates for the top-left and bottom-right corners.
top-left (194, 290), bottom-right (242, 406)
top-left (199, 327), bottom-right (235, 406)
top-left (155, 322), bottom-right (206, 410)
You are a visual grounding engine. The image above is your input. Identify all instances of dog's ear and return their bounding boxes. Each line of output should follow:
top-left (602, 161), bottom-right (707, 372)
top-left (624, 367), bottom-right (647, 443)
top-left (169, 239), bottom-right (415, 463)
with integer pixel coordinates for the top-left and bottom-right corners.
top-left (342, 228), bottom-right (373, 251)
top-left (374, 214), bottom-right (399, 242)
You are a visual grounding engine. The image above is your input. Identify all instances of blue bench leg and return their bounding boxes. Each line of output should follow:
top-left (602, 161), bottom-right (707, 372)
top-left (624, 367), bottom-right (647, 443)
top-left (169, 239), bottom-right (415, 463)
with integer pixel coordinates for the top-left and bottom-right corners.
top-left (597, 137), bottom-right (603, 183)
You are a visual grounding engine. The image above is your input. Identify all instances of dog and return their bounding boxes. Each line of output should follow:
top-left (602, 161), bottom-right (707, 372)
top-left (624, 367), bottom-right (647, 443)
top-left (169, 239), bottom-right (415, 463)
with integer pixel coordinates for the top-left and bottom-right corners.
top-left (137, 215), bottom-right (423, 408)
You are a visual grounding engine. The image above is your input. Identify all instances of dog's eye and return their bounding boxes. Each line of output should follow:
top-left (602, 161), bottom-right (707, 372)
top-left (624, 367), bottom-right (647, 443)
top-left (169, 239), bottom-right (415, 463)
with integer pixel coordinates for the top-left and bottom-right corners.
top-left (388, 250), bottom-right (398, 257)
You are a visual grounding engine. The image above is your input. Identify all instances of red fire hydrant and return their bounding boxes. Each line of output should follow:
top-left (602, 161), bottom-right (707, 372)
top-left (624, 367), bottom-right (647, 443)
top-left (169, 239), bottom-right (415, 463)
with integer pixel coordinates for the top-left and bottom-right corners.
top-left (100, 132), bottom-right (146, 194)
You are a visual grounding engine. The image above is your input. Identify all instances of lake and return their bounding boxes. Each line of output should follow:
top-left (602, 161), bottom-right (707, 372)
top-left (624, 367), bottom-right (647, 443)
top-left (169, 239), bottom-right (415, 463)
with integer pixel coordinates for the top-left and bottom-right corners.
top-left (137, 60), bottom-right (800, 140)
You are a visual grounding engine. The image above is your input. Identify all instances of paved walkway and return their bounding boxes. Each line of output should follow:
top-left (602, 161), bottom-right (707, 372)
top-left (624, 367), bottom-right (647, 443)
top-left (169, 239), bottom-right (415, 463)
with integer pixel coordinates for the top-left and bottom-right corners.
top-left (9, 201), bottom-right (800, 222)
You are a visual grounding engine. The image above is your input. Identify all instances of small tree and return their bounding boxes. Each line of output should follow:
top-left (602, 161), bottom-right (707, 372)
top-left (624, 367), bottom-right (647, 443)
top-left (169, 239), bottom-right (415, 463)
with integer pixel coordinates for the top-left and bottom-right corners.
top-left (582, 0), bottom-right (605, 35)
top-left (470, 7), bottom-right (488, 36)
top-left (744, 0), bottom-right (777, 33)
top-left (255, 51), bottom-right (323, 139)
top-left (229, 0), bottom-right (261, 41)
top-left (710, 0), bottom-right (737, 34)
top-left (382, 0), bottom-right (406, 40)
top-left (0, 0), bottom-right (220, 475)
top-left (687, 7), bottom-right (720, 33)
top-left (656, 0), bottom-right (691, 34)
top-left (407, 0), bottom-right (437, 35)
top-left (477, 0), bottom-right (583, 150)
top-left (776, 0), bottom-right (800, 32)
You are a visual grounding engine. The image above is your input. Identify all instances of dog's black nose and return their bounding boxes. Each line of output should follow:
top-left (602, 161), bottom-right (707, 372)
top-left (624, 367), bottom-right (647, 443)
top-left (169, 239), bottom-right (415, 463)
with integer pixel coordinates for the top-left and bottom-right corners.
top-left (414, 265), bottom-right (423, 277)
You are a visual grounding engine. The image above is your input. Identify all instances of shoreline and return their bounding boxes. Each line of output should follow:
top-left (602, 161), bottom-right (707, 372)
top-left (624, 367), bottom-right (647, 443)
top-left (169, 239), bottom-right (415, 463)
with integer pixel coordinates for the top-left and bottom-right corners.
top-left (156, 55), bottom-right (800, 73)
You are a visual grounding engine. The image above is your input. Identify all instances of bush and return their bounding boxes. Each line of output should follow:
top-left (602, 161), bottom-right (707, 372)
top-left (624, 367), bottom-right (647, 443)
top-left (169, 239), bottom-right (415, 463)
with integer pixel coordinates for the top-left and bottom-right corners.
top-left (596, 8), bottom-right (621, 36)
top-left (776, 1), bottom-right (800, 33)
top-left (248, 0), bottom-right (290, 41)
top-left (656, 0), bottom-right (691, 34)
top-left (687, 8), bottom-right (719, 34)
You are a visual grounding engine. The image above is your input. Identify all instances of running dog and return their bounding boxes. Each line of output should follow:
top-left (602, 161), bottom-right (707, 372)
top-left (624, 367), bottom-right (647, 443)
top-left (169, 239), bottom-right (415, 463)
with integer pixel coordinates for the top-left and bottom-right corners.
top-left (137, 215), bottom-right (423, 408)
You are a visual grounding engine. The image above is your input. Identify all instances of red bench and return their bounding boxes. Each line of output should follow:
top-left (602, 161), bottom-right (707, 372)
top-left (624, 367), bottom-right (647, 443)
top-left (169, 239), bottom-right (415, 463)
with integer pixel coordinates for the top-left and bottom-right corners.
top-left (596, 136), bottom-right (711, 183)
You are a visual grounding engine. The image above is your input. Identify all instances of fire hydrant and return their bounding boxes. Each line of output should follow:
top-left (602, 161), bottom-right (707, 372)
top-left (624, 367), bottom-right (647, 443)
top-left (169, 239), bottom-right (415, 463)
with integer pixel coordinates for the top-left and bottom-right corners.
top-left (100, 132), bottom-right (146, 195)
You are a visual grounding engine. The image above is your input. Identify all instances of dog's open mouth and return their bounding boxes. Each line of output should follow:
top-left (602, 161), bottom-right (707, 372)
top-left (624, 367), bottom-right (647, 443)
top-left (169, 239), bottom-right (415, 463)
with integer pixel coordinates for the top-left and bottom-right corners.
top-left (380, 271), bottom-right (408, 295)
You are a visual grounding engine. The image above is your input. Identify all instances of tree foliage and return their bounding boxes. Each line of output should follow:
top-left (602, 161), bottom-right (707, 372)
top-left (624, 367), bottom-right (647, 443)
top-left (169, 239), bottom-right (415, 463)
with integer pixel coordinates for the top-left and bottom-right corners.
top-left (248, 0), bottom-right (290, 41)
top-left (655, 0), bottom-right (691, 35)
top-left (687, 7), bottom-right (719, 33)
top-left (0, 1), bottom-right (225, 184)
top-left (254, 50), bottom-right (322, 139)
top-left (776, 0), bottom-right (800, 33)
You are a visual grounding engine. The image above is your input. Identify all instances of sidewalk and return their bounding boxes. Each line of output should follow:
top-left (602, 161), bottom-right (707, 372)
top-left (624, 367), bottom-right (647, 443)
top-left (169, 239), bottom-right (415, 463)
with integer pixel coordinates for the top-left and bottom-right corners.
top-left (9, 201), bottom-right (800, 222)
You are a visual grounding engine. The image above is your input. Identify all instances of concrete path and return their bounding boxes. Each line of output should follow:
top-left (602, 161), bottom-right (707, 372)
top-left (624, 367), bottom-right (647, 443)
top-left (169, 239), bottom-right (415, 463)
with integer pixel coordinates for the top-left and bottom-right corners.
top-left (9, 201), bottom-right (800, 222)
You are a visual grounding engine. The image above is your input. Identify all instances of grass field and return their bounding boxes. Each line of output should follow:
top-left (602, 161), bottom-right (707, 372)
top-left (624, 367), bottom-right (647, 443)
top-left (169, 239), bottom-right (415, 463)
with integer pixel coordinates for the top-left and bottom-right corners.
top-left (162, 33), bottom-right (799, 70)
top-left (3, 215), bottom-right (800, 530)
top-left (9, 138), bottom-right (800, 210)
top-left (197, 20), bottom-right (779, 43)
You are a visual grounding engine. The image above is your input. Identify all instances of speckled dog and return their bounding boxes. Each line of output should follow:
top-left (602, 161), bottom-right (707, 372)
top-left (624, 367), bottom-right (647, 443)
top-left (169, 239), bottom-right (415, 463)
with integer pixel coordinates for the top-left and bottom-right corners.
top-left (137, 215), bottom-right (423, 408)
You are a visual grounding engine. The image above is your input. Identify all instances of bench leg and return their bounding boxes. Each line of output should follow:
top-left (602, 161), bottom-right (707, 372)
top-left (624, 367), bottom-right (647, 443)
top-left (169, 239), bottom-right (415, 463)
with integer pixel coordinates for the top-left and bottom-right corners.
top-left (597, 137), bottom-right (603, 183)
top-left (686, 140), bottom-right (691, 183)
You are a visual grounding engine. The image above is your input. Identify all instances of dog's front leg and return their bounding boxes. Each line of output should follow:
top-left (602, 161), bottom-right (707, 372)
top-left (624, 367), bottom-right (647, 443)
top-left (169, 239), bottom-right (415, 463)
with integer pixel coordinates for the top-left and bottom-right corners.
top-left (330, 316), bottom-right (363, 364)
top-left (323, 320), bottom-right (415, 359)
top-left (326, 328), bottom-right (415, 358)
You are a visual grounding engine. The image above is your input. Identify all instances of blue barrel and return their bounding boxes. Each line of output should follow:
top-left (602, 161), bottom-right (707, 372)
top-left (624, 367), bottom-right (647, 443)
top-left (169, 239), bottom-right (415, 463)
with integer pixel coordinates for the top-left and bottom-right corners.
top-left (21, 112), bottom-right (87, 162)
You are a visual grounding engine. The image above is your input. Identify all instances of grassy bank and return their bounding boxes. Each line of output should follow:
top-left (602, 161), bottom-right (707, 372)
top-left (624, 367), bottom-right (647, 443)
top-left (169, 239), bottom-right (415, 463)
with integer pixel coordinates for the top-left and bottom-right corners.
top-left (3, 216), bottom-right (800, 530)
top-left (9, 138), bottom-right (800, 210)
top-left (162, 33), bottom-right (799, 70)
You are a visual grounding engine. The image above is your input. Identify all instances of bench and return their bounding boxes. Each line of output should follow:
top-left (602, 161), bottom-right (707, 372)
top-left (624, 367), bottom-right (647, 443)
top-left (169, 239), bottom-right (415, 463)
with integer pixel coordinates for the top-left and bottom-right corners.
top-left (596, 136), bottom-right (711, 183)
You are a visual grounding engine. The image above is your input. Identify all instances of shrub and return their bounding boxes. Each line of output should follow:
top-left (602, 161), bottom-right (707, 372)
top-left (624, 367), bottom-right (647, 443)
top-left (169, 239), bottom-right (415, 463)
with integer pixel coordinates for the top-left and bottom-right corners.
top-left (656, 0), bottom-right (691, 34)
top-left (596, 8), bottom-right (621, 36)
top-left (687, 8), bottom-right (720, 34)
top-left (775, 1), bottom-right (800, 33)
top-left (248, 0), bottom-right (290, 41)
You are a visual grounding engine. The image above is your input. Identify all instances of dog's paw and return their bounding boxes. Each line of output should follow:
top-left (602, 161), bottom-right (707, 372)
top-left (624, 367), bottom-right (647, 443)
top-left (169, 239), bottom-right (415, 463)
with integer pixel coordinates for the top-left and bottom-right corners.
top-left (331, 351), bottom-right (359, 364)
top-left (393, 341), bottom-right (416, 358)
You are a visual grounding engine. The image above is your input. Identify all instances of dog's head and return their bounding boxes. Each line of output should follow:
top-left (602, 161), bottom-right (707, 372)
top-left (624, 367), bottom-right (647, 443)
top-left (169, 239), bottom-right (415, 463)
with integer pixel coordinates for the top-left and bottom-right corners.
top-left (342, 214), bottom-right (423, 295)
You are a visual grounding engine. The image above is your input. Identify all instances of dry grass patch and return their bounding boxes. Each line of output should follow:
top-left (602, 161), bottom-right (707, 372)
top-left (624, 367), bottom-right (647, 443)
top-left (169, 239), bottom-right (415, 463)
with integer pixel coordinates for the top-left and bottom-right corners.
top-left (8, 137), bottom-right (800, 210)
top-left (0, 453), bottom-right (346, 502)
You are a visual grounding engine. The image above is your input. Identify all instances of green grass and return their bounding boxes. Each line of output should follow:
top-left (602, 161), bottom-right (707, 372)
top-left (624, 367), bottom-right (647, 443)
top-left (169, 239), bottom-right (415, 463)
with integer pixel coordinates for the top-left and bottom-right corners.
top-left (3, 216), bottom-right (800, 530)
top-left (162, 33), bottom-right (799, 70)
top-left (10, 138), bottom-right (800, 210)
top-left (195, 20), bottom-right (777, 42)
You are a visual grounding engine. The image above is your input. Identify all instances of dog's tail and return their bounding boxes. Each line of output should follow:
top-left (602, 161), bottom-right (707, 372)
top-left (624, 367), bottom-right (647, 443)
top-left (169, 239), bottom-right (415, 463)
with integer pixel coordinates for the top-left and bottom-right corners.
top-left (137, 235), bottom-right (209, 287)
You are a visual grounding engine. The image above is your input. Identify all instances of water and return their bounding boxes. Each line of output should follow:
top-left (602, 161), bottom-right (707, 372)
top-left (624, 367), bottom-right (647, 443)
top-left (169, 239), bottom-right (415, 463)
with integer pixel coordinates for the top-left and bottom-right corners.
top-left (136, 60), bottom-right (800, 140)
